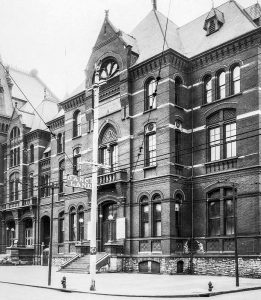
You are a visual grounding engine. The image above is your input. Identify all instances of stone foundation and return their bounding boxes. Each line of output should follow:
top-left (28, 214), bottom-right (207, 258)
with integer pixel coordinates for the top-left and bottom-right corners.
top-left (52, 255), bottom-right (76, 266)
top-left (121, 255), bottom-right (261, 278)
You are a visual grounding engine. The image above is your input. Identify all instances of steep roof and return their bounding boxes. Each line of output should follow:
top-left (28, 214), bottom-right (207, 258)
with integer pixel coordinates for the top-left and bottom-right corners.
top-left (178, 0), bottom-right (256, 58)
top-left (131, 10), bottom-right (184, 64)
top-left (9, 67), bottom-right (59, 113)
top-left (0, 62), bottom-right (13, 117)
top-left (130, 0), bottom-right (257, 63)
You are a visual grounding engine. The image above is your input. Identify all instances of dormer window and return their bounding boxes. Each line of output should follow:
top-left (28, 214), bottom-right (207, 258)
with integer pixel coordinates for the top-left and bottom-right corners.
top-left (203, 8), bottom-right (224, 36)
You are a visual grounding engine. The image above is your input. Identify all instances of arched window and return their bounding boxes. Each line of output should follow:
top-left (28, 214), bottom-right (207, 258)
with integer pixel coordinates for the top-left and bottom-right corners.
top-left (69, 207), bottom-right (76, 241)
top-left (140, 196), bottom-right (149, 237)
top-left (9, 172), bottom-right (19, 201)
top-left (30, 144), bottom-right (34, 163)
top-left (204, 75), bottom-right (212, 103)
top-left (175, 77), bottom-right (183, 106)
top-left (10, 126), bottom-right (20, 140)
top-left (10, 149), bottom-right (13, 167)
top-left (58, 211), bottom-right (65, 243)
top-left (145, 123), bottom-right (156, 167)
top-left (217, 70), bottom-right (226, 99)
top-left (78, 206), bottom-right (84, 241)
top-left (57, 133), bottom-right (64, 153)
top-left (100, 59), bottom-right (119, 81)
top-left (99, 126), bottom-right (118, 173)
top-left (207, 109), bottom-right (236, 161)
top-left (145, 78), bottom-right (156, 111)
top-left (231, 65), bottom-right (240, 95)
top-left (207, 187), bottom-right (235, 237)
top-left (73, 147), bottom-right (81, 175)
top-left (73, 110), bottom-right (81, 137)
top-left (59, 160), bottom-right (65, 193)
top-left (40, 174), bottom-right (50, 198)
top-left (152, 194), bottom-right (162, 237)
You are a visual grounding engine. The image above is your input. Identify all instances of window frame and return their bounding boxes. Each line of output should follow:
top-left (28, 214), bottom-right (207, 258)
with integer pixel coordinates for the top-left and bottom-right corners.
top-left (203, 75), bottom-right (212, 104)
top-left (58, 211), bottom-right (65, 243)
top-left (73, 110), bottom-right (81, 138)
top-left (144, 123), bottom-right (157, 167)
top-left (217, 70), bottom-right (226, 100)
top-left (231, 65), bottom-right (240, 95)
top-left (73, 147), bottom-right (81, 176)
top-left (145, 78), bottom-right (157, 111)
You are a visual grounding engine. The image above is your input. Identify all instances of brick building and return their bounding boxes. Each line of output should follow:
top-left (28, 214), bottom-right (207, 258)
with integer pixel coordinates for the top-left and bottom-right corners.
top-left (1, 0), bottom-right (261, 277)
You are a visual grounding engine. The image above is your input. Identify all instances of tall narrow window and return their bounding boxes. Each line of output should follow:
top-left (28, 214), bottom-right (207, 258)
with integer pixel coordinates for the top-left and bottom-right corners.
top-left (141, 197), bottom-right (149, 237)
top-left (175, 77), bottom-right (182, 106)
top-left (30, 144), bottom-right (34, 163)
top-left (58, 212), bottom-right (65, 243)
top-left (224, 188), bottom-right (234, 235)
top-left (10, 173), bottom-right (19, 201)
top-left (73, 110), bottom-right (81, 137)
top-left (208, 190), bottom-right (221, 236)
top-left (145, 123), bottom-right (156, 167)
top-left (231, 65), bottom-right (240, 95)
top-left (225, 123), bottom-right (236, 158)
top-left (175, 130), bottom-right (181, 164)
top-left (10, 150), bottom-right (13, 167)
top-left (152, 194), bottom-right (161, 237)
top-left (145, 78), bottom-right (156, 111)
top-left (73, 147), bottom-right (81, 176)
top-left (217, 71), bottom-right (226, 99)
top-left (70, 207), bottom-right (76, 241)
top-left (209, 127), bottom-right (220, 161)
top-left (57, 133), bottom-right (63, 153)
top-left (29, 174), bottom-right (34, 197)
top-left (99, 125), bottom-right (118, 173)
top-left (78, 206), bottom-right (84, 241)
top-left (59, 160), bottom-right (65, 193)
top-left (204, 75), bottom-right (212, 103)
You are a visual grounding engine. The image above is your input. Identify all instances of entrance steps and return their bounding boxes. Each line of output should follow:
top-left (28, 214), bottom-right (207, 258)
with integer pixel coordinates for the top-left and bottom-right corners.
top-left (59, 252), bottom-right (110, 274)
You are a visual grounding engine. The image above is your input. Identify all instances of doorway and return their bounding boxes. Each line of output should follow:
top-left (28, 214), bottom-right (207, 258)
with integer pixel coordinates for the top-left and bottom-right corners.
top-left (41, 216), bottom-right (50, 248)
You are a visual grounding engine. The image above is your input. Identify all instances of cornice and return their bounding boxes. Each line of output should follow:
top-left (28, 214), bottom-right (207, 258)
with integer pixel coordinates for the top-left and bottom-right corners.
top-left (129, 49), bottom-right (190, 81)
top-left (25, 129), bottom-right (50, 144)
top-left (46, 115), bottom-right (65, 131)
top-left (190, 29), bottom-right (260, 71)
top-left (60, 91), bottom-right (86, 112)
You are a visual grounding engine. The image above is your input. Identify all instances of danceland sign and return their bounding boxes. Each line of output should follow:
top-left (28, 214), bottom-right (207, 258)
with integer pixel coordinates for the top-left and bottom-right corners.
top-left (66, 175), bottom-right (92, 190)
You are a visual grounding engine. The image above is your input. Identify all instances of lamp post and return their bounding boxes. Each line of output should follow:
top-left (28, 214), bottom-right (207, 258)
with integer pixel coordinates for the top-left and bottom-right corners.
top-left (232, 183), bottom-right (239, 287)
top-left (11, 228), bottom-right (15, 246)
top-left (6, 227), bottom-right (9, 248)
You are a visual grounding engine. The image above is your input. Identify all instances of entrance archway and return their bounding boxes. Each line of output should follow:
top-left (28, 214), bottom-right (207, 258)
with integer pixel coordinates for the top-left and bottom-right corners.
top-left (99, 202), bottom-right (117, 252)
top-left (41, 216), bottom-right (50, 248)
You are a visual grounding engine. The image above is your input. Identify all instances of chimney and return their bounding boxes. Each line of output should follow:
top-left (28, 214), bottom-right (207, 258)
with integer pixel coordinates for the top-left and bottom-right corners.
top-left (152, 0), bottom-right (157, 10)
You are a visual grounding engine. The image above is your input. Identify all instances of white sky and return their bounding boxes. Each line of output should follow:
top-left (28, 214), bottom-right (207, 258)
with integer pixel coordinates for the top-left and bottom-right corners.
top-left (0, 0), bottom-right (255, 99)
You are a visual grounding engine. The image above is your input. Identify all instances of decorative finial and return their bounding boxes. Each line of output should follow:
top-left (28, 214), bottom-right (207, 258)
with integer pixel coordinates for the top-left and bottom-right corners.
top-left (105, 10), bottom-right (109, 19)
top-left (211, 0), bottom-right (215, 8)
top-left (152, 0), bottom-right (157, 10)
top-left (44, 87), bottom-right (47, 99)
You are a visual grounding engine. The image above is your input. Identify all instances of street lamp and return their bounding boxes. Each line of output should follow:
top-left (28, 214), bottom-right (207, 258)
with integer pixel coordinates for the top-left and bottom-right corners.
top-left (11, 228), bottom-right (15, 246)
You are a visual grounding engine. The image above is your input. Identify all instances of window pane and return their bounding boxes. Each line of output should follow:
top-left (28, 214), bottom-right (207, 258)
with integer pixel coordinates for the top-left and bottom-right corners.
top-left (218, 71), bottom-right (226, 99)
top-left (232, 66), bottom-right (240, 94)
top-left (208, 201), bottom-right (220, 236)
top-left (225, 123), bottom-right (236, 158)
top-left (210, 127), bottom-right (220, 161)
top-left (205, 77), bottom-right (212, 103)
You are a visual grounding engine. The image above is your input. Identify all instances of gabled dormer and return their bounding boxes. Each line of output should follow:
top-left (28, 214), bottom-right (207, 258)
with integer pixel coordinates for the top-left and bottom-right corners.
top-left (245, 3), bottom-right (261, 26)
top-left (203, 8), bottom-right (225, 35)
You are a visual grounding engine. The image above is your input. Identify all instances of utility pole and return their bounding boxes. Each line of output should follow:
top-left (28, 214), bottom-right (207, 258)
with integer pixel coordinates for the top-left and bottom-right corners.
top-left (48, 183), bottom-right (55, 286)
top-left (89, 63), bottom-right (100, 291)
top-left (233, 183), bottom-right (239, 287)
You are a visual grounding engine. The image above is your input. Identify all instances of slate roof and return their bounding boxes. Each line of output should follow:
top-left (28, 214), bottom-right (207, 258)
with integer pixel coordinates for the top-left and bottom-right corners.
top-left (9, 67), bottom-right (59, 113)
top-left (129, 0), bottom-right (257, 62)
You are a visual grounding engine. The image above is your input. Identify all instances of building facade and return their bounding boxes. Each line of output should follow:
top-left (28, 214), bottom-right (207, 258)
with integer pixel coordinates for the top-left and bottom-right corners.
top-left (1, 0), bottom-right (261, 277)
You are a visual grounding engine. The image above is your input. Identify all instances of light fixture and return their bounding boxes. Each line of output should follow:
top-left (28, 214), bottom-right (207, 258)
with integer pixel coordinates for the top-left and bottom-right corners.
top-left (99, 214), bottom-right (103, 219)
top-left (79, 218), bottom-right (84, 224)
top-left (175, 203), bottom-right (180, 212)
top-left (6, 227), bottom-right (9, 231)
top-left (11, 228), bottom-right (15, 232)
top-left (108, 214), bottom-right (114, 221)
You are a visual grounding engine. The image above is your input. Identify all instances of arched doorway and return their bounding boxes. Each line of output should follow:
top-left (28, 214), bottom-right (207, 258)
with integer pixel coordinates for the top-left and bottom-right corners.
top-left (41, 216), bottom-right (50, 248)
top-left (99, 202), bottom-right (117, 251)
top-left (6, 220), bottom-right (15, 247)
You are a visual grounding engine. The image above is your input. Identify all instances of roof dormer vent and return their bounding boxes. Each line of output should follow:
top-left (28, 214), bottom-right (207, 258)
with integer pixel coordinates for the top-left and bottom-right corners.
top-left (203, 8), bottom-right (224, 35)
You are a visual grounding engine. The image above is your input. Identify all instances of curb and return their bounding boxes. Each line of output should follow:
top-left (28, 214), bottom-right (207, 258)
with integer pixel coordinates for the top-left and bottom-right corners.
top-left (0, 280), bottom-right (261, 298)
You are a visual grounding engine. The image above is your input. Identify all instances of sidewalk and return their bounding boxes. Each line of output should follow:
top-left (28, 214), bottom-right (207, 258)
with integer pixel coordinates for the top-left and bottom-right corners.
top-left (0, 266), bottom-right (261, 297)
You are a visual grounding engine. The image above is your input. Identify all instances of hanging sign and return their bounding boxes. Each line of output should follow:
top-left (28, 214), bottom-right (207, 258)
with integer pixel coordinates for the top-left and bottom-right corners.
top-left (66, 175), bottom-right (92, 190)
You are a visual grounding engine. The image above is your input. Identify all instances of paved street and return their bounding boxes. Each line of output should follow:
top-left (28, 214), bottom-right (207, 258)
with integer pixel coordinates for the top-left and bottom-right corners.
top-left (0, 266), bottom-right (261, 298)
top-left (1, 282), bottom-right (261, 300)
